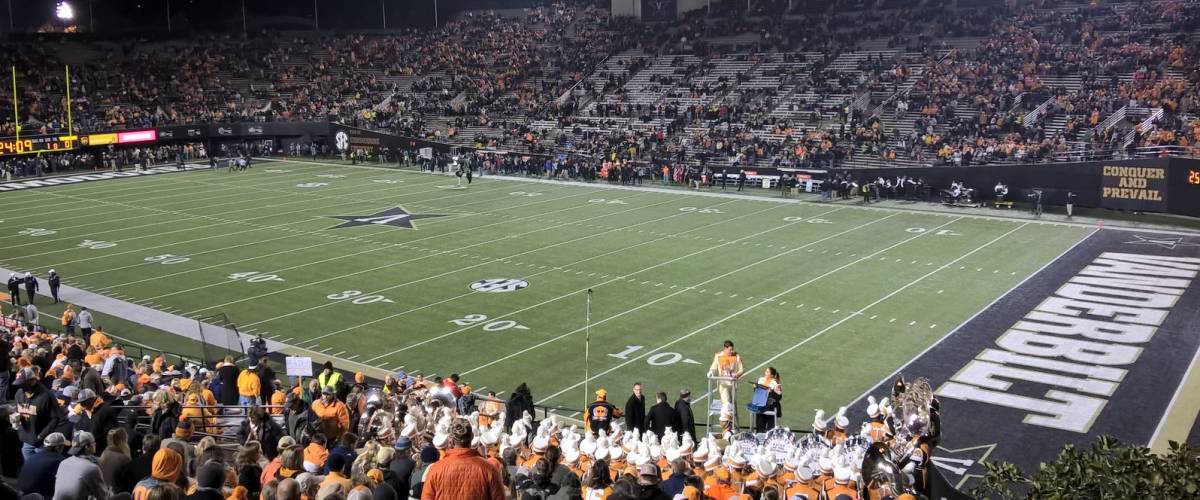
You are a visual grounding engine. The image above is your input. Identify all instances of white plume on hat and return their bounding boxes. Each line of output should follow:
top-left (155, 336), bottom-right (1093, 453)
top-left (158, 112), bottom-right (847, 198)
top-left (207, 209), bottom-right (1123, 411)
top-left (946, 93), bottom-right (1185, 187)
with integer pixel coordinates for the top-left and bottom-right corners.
top-left (812, 409), bottom-right (827, 431)
top-left (867, 395), bottom-right (880, 418)
top-left (623, 428), bottom-right (640, 452)
top-left (834, 466), bottom-right (852, 483)
top-left (797, 465), bottom-right (815, 481)
top-left (678, 433), bottom-right (694, 456)
top-left (692, 437), bottom-right (709, 461)
top-left (594, 437), bottom-right (610, 461)
top-left (480, 420), bottom-right (502, 446)
top-left (563, 446), bottom-right (580, 464)
top-left (580, 432), bottom-right (597, 456)
top-left (835, 407), bottom-right (849, 429)
top-left (609, 444), bottom-right (624, 462)
top-left (400, 414), bottom-right (418, 438)
top-left (819, 456), bottom-right (834, 472)
top-left (531, 426), bottom-right (551, 453)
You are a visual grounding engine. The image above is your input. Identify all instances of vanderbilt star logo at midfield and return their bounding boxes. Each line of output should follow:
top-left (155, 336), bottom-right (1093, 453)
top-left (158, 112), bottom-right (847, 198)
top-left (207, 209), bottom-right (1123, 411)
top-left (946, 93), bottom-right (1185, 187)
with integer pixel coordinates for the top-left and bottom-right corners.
top-left (328, 207), bottom-right (445, 230)
top-left (1123, 234), bottom-right (1200, 250)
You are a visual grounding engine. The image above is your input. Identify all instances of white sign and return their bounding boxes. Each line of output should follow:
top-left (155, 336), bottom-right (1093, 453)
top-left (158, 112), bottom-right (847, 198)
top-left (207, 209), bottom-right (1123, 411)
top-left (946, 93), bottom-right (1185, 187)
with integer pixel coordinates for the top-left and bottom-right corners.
top-left (285, 356), bottom-right (313, 377)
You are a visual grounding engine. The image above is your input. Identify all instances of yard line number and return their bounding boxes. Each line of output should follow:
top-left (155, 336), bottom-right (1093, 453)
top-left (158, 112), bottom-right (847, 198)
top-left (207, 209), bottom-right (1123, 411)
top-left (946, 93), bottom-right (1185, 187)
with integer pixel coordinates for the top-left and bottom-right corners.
top-left (510, 191), bottom-right (543, 197)
top-left (607, 345), bottom-right (701, 366)
top-left (229, 271), bottom-right (285, 283)
top-left (449, 314), bottom-right (530, 332)
top-left (78, 239), bottom-right (117, 249)
top-left (19, 228), bottom-right (56, 236)
top-left (680, 207), bottom-right (723, 214)
top-left (906, 227), bottom-right (962, 236)
top-left (783, 216), bottom-right (833, 224)
top-left (145, 254), bottom-right (190, 264)
top-left (327, 290), bottom-right (395, 305)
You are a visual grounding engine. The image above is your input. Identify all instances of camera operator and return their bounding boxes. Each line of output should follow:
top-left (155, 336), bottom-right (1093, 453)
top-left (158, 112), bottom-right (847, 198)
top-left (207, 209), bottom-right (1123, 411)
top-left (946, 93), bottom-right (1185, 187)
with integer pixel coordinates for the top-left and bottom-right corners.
top-left (247, 334), bottom-right (269, 367)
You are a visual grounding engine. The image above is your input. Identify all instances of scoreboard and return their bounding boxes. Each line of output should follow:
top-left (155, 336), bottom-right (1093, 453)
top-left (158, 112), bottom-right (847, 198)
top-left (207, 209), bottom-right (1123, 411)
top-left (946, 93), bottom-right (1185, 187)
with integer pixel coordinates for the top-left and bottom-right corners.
top-left (0, 134), bottom-right (79, 156)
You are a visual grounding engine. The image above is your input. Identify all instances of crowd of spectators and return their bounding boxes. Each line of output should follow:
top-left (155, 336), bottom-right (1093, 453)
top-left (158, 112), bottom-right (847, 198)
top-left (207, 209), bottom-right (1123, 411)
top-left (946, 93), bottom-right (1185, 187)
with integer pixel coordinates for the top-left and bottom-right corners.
top-left (0, 0), bottom-right (1197, 175)
top-left (0, 301), bottom-right (936, 500)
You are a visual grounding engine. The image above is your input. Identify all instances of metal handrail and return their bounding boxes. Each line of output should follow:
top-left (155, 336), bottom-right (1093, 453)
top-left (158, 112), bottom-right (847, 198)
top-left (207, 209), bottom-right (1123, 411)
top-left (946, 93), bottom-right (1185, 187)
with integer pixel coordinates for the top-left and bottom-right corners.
top-left (1022, 96), bottom-right (1055, 125)
top-left (1095, 105), bottom-right (1129, 133)
top-left (1122, 107), bottom-right (1165, 148)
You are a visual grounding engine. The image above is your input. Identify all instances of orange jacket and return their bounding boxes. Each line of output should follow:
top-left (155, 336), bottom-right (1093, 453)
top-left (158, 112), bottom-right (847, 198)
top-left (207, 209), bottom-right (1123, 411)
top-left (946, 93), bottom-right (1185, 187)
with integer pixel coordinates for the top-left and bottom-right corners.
top-left (311, 398), bottom-right (350, 440)
top-left (420, 448), bottom-right (505, 500)
top-left (237, 369), bottom-right (261, 398)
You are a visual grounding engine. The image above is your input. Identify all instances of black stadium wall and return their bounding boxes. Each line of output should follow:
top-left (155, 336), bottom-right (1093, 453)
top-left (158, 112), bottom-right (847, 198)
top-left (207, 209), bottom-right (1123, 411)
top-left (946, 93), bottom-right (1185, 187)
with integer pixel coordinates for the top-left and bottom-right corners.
top-left (834, 158), bottom-right (1200, 218)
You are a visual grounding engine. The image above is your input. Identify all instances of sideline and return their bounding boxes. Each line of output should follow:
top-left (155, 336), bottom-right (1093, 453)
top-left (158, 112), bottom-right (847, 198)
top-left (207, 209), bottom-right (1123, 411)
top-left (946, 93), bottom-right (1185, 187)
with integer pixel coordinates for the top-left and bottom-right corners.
top-left (267, 157), bottom-right (1200, 237)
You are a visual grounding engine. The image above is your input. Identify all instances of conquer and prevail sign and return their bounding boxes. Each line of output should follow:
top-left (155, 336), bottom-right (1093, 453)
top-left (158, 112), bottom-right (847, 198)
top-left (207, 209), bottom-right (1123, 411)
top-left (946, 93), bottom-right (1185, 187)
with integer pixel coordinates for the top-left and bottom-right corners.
top-left (1101, 165), bottom-right (1168, 211)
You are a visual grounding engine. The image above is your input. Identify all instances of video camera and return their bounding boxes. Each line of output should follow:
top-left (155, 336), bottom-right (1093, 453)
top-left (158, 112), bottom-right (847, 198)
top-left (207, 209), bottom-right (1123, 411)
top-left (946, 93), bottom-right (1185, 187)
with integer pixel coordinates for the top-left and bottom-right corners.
top-left (247, 334), bottom-right (268, 366)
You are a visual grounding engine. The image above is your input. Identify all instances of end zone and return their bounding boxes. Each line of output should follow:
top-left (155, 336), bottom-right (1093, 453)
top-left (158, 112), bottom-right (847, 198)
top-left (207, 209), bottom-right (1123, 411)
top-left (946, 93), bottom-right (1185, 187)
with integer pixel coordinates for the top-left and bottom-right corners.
top-left (844, 229), bottom-right (1200, 489)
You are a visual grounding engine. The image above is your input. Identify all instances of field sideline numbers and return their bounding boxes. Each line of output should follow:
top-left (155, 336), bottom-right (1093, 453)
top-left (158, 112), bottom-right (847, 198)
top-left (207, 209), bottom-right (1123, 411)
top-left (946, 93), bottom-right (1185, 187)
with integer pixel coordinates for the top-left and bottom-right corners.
top-left (607, 345), bottom-right (700, 366)
top-left (449, 314), bottom-right (530, 332)
top-left (296, 182), bottom-right (328, 188)
top-left (509, 191), bottom-right (542, 197)
top-left (906, 227), bottom-right (962, 236)
top-left (19, 228), bottom-right (56, 236)
top-left (229, 271), bottom-right (284, 283)
top-left (327, 290), bottom-right (395, 305)
top-left (784, 216), bottom-right (832, 224)
top-left (680, 207), bottom-right (723, 214)
top-left (78, 239), bottom-right (116, 249)
top-left (588, 198), bottom-right (627, 205)
top-left (145, 254), bottom-right (190, 264)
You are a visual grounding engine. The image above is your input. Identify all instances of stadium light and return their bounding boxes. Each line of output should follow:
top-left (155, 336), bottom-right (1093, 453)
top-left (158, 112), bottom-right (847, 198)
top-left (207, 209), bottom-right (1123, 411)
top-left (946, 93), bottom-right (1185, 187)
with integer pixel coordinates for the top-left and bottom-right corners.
top-left (55, 1), bottom-right (74, 20)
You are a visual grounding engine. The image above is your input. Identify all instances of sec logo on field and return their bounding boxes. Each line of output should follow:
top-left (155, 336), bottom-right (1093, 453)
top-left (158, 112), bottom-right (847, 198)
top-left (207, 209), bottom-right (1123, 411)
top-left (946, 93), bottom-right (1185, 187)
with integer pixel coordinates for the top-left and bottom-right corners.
top-left (470, 278), bottom-right (529, 293)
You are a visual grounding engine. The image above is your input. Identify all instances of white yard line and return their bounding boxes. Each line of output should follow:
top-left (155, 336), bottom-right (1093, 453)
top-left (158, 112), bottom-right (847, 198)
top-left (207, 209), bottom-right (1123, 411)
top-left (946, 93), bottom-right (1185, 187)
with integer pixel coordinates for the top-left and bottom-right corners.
top-left (0, 162), bottom-right (347, 224)
top-left (385, 206), bottom-right (862, 367)
top-left (231, 192), bottom-right (682, 326)
top-left (9, 174), bottom-right (521, 266)
top-left (0, 169), bottom-right (491, 254)
top-left (134, 188), bottom-right (625, 308)
top-left (692, 222), bottom-right (1032, 409)
top-left (833, 227), bottom-right (1100, 413)
top-left (537, 216), bottom-right (966, 403)
top-left (88, 184), bottom-right (596, 291)
top-left (462, 210), bottom-right (899, 377)
top-left (298, 198), bottom-right (774, 346)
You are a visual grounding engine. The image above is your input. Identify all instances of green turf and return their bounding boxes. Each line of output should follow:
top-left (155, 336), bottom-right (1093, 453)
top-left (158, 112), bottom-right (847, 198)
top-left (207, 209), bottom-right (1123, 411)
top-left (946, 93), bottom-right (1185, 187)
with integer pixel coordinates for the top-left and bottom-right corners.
top-left (0, 159), bottom-right (1096, 427)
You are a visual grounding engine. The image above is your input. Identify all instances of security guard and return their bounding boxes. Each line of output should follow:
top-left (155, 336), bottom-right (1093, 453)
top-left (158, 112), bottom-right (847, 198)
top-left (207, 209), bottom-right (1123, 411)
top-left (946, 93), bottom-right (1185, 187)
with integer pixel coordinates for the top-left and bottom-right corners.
top-left (47, 269), bottom-right (61, 304)
top-left (318, 361), bottom-right (345, 397)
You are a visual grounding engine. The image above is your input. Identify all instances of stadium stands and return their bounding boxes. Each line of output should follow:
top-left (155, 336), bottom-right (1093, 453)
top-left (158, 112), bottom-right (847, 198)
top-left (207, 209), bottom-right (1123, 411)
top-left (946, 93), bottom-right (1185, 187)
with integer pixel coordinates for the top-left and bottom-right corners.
top-left (0, 0), bottom-right (1194, 179)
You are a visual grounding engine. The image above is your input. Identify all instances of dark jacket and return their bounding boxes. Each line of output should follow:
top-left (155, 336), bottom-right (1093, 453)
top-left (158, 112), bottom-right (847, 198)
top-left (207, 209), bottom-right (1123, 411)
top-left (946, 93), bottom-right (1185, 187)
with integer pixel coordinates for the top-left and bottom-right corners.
top-left (645, 402), bottom-right (678, 439)
top-left (99, 449), bottom-right (136, 493)
top-left (15, 384), bottom-right (63, 445)
top-left (184, 488), bottom-right (226, 500)
top-left (237, 417), bottom-right (285, 459)
top-left (624, 394), bottom-right (646, 433)
top-left (634, 485), bottom-right (671, 500)
top-left (386, 455), bottom-right (416, 498)
top-left (17, 447), bottom-right (66, 497)
top-left (217, 364), bottom-right (239, 406)
top-left (81, 401), bottom-right (120, 451)
top-left (674, 398), bottom-right (695, 440)
top-left (505, 383), bottom-right (534, 432)
top-left (659, 473), bottom-right (686, 497)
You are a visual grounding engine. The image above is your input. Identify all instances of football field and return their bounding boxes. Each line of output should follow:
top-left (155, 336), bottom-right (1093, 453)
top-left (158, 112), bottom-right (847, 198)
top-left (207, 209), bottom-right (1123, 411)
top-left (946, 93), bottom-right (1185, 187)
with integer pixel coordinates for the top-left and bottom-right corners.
top-left (0, 158), bottom-right (1102, 429)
